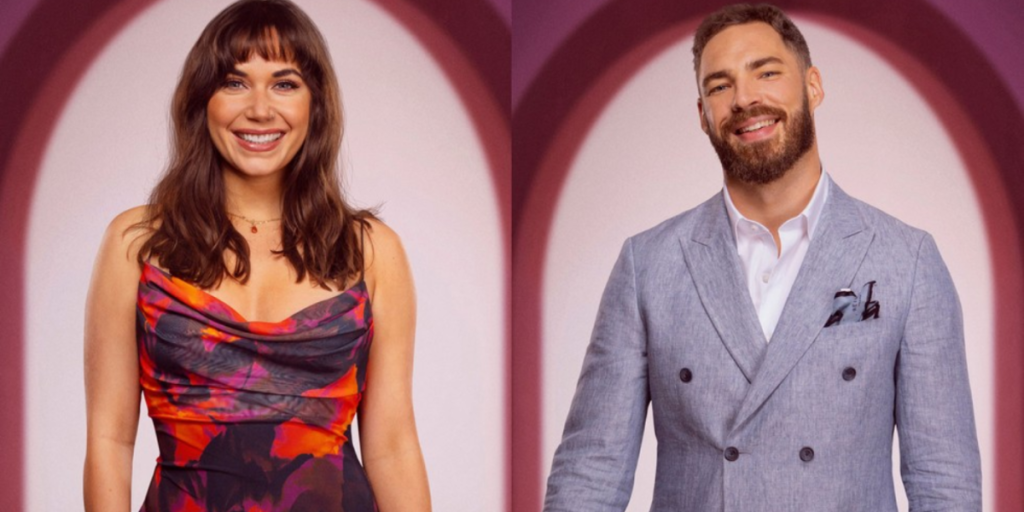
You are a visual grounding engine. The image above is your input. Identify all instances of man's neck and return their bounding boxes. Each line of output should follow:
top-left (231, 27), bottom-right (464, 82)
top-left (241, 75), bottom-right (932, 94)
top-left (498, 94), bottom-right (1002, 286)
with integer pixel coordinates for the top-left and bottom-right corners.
top-left (724, 148), bottom-right (822, 235)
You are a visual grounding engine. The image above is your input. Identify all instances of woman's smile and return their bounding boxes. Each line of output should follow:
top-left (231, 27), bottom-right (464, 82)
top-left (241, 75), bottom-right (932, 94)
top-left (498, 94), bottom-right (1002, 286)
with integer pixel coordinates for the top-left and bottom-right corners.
top-left (234, 129), bottom-right (285, 151)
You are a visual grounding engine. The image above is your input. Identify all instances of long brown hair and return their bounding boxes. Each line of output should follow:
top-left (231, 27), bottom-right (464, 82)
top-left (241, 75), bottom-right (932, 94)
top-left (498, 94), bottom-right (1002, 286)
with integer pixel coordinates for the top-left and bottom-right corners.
top-left (134, 0), bottom-right (373, 289)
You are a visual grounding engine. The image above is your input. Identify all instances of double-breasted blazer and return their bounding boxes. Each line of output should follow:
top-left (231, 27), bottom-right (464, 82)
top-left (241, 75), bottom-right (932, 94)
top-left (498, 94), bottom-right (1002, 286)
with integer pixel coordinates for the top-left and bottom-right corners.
top-left (544, 180), bottom-right (982, 511)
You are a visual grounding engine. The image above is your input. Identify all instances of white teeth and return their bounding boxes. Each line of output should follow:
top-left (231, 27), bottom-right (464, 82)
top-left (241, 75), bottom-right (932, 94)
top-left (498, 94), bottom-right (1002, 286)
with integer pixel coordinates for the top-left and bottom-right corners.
top-left (238, 132), bottom-right (283, 144)
top-left (739, 119), bottom-right (777, 133)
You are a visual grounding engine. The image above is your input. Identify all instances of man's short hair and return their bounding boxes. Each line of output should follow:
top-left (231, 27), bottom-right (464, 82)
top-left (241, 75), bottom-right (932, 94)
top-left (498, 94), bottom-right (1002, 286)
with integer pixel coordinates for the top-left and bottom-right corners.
top-left (692, 3), bottom-right (812, 73)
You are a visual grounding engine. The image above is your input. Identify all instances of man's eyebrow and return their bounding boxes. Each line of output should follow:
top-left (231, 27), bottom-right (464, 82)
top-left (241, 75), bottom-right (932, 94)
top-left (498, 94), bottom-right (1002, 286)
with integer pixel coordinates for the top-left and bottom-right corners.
top-left (748, 56), bottom-right (784, 70)
top-left (701, 70), bottom-right (731, 90)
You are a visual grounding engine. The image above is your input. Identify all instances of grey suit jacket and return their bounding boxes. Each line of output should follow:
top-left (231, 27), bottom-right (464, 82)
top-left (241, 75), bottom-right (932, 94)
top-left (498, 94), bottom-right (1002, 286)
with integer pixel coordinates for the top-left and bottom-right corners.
top-left (544, 181), bottom-right (982, 511)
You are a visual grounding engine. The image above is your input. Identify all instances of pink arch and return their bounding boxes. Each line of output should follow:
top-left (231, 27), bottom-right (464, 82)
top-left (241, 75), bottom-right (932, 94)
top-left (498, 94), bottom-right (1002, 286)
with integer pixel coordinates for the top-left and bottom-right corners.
top-left (0, 0), bottom-right (510, 509)
top-left (515, 15), bottom-right (1021, 511)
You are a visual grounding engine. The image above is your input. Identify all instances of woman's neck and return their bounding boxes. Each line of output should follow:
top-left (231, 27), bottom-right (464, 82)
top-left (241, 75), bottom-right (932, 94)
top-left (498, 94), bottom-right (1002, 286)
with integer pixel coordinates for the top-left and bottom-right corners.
top-left (222, 168), bottom-right (285, 219)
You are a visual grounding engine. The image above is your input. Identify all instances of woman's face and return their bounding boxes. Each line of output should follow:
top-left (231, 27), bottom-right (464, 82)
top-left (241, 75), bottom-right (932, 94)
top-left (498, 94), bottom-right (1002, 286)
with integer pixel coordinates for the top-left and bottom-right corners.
top-left (207, 55), bottom-right (311, 180)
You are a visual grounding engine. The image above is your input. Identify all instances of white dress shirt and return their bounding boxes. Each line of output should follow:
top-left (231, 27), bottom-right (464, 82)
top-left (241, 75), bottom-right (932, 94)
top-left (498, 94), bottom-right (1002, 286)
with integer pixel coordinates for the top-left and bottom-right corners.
top-left (723, 172), bottom-right (830, 342)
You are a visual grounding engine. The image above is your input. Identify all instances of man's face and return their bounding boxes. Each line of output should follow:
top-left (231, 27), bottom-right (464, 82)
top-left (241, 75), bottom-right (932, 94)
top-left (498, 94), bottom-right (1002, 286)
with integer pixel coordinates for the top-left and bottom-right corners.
top-left (697, 22), bottom-right (822, 185)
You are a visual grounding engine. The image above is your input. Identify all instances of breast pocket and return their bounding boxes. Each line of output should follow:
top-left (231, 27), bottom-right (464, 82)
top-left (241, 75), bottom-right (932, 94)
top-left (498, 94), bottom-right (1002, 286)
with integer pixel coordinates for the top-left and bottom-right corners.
top-left (818, 317), bottom-right (886, 340)
top-left (812, 318), bottom-right (900, 374)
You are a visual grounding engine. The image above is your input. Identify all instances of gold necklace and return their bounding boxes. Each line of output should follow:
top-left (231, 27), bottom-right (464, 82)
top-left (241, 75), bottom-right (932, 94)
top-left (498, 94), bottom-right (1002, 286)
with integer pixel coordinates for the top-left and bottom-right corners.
top-left (227, 212), bottom-right (282, 234)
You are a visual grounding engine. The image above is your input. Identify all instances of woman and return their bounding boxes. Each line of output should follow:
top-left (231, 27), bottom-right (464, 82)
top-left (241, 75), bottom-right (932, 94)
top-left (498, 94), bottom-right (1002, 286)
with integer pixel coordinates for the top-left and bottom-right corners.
top-left (83, 0), bottom-right (430, 510)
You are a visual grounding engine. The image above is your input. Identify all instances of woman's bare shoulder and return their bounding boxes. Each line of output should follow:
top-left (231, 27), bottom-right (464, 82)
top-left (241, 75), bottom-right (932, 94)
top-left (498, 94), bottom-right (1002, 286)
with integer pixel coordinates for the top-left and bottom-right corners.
top-left (358, 217), bottom-right (411, 292)
top-left (109, 205), bottom-right (153, 230)
top-left (98, 205), bottom-right (156, 270)
top-left (360, 217), bottom-right (402, 260)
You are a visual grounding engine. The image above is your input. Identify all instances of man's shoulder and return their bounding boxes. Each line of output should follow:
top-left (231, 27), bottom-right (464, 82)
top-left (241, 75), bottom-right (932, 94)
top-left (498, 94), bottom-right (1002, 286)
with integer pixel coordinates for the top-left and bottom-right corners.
top-left (835, 185), bottom-right (932, 251)
top-left (627, 192), bottom-right (722, 250)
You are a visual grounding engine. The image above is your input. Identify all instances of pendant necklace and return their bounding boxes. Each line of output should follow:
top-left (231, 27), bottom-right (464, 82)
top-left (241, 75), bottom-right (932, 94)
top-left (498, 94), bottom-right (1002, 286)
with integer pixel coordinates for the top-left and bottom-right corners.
top-left (227, 212), bottom-right (282, 234)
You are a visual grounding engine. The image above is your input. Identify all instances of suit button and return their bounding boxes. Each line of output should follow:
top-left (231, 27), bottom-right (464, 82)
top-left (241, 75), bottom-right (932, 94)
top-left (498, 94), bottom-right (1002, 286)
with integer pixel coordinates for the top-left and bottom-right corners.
top-left (724, 447), bottom-right (739, 461)
top-left (842, 367), bottom-right (857, 381)
top-left (679, 368), bottom-right (693, 383)
top-left (799, 447), bottom-right (815, 462)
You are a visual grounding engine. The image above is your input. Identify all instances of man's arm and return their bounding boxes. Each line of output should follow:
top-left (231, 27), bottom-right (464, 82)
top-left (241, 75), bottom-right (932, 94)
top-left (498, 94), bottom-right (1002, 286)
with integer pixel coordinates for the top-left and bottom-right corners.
top-left (896, 233), bottom-right (982, 510)
top-left (544, 238), bottom-right (651, 512)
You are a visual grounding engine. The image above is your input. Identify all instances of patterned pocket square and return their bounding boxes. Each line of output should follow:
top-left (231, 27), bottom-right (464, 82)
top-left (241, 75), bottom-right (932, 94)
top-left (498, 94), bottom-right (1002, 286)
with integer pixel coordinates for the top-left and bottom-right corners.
top-left (825, 280), bottom-right (880, 328)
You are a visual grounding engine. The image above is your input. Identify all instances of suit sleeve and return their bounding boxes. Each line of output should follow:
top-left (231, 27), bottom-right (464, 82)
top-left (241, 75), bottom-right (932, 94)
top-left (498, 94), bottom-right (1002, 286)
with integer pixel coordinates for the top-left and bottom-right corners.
top-left (896, 233), bottom-right (982, 510)
top-left (543, 238), bottom-right (651, 512)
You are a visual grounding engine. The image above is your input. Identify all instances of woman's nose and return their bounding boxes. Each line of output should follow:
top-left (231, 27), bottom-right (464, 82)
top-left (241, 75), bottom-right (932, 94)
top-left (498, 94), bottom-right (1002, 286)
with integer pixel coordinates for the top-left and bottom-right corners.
top-left (245, 90), bottom-right (275, 121)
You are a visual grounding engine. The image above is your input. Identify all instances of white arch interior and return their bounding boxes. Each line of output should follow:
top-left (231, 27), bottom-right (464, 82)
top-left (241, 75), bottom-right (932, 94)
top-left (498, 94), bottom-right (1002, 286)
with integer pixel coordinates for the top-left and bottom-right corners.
top-left (25, 0), bottom-right (505, 510)
top-left (542, 19), bottom-right (994, 511)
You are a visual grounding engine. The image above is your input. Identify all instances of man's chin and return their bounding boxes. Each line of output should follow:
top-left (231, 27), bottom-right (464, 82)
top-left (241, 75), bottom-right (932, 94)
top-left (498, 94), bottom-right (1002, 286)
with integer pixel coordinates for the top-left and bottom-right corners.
top-left (723, 150), bottom-right (793, 185)
top-left (727, 136), bottom-right (782, 158)
top-left (730, 150), bottom-right (784, 170)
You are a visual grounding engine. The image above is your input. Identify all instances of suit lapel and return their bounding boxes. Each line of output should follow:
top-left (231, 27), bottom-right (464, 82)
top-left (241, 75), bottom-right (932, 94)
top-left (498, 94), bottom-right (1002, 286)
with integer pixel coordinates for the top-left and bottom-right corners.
top-left (731, 182), bottom-right (875, 431)
top-left (681, 194), bottom-right (767, 383)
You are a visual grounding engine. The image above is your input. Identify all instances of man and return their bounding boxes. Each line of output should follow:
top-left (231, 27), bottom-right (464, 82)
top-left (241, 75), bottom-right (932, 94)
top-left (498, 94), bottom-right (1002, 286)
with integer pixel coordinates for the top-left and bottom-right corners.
top-left (543, 4), bottom-right (981, 511)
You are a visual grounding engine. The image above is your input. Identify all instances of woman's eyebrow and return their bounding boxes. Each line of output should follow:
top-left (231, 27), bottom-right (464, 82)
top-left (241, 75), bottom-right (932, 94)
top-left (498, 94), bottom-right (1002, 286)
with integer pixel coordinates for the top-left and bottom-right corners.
top-left (224, 68), bottom-right (302, 78)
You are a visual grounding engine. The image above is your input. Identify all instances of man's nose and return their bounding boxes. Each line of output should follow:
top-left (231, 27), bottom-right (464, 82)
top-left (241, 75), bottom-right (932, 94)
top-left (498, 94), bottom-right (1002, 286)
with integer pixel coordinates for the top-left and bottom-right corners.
top-left (731, 78), bottom-right (762, 112)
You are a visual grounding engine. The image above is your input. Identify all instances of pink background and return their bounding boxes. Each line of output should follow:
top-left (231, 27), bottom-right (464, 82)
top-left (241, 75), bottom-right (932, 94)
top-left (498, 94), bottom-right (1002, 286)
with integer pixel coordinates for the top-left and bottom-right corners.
top-left (0, 0), bottom-right (509, 510)
top-left (4, 0), bottom-right (1024, 510)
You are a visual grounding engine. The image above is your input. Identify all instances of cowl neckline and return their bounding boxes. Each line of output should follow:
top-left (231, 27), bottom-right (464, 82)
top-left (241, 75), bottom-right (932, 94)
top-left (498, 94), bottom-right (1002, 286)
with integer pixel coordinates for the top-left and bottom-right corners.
top-left (138, 261), bottom-right (371, 339)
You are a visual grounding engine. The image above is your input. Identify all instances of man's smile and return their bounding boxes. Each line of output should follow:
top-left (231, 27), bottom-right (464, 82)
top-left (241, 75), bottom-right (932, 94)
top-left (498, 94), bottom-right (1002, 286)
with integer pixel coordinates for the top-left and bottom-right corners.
top-left (733, 116), bottom-right (780, 143)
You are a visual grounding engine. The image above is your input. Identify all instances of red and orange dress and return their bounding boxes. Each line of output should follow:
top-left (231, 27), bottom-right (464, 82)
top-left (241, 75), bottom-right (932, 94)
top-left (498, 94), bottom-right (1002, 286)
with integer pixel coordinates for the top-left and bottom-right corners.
top-left (137, 262), bottom-right (377, 511)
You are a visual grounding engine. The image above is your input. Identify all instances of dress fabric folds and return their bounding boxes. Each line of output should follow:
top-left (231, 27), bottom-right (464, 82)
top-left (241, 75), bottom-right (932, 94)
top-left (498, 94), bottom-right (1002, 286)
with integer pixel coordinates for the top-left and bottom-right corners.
top-left (136, 262), bottom-right (378, 511)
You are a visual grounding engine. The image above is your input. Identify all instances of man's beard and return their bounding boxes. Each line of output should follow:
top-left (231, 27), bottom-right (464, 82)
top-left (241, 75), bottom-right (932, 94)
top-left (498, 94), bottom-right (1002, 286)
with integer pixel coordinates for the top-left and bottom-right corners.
top-left (707, 94), bottom-right (815, 185)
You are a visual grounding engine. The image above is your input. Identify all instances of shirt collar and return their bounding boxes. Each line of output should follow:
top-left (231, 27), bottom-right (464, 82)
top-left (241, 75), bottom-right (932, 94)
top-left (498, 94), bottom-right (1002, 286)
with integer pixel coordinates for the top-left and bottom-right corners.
top-left (723, 170), bottom-right (831, 241)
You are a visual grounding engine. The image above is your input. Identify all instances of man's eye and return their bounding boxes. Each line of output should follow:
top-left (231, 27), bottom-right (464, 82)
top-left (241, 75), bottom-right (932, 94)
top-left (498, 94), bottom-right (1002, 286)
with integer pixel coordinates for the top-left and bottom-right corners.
top-left (761, 71), bottom-right (779, 78)
top-left (708, 84), bottom-right (728, 94)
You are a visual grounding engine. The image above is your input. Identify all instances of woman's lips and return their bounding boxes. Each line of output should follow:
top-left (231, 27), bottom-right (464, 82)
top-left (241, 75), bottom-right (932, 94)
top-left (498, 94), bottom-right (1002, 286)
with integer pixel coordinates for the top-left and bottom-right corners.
top-left (233, 131), bottom-right (284, 152)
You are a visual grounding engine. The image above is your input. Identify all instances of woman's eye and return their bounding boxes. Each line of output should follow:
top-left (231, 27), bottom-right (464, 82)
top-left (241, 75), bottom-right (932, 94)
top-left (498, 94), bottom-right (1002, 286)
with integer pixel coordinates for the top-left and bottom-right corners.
top-left (274, 81), bottom-right (300, 91)
top-left (222, 79), bottom-right (245, 89)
